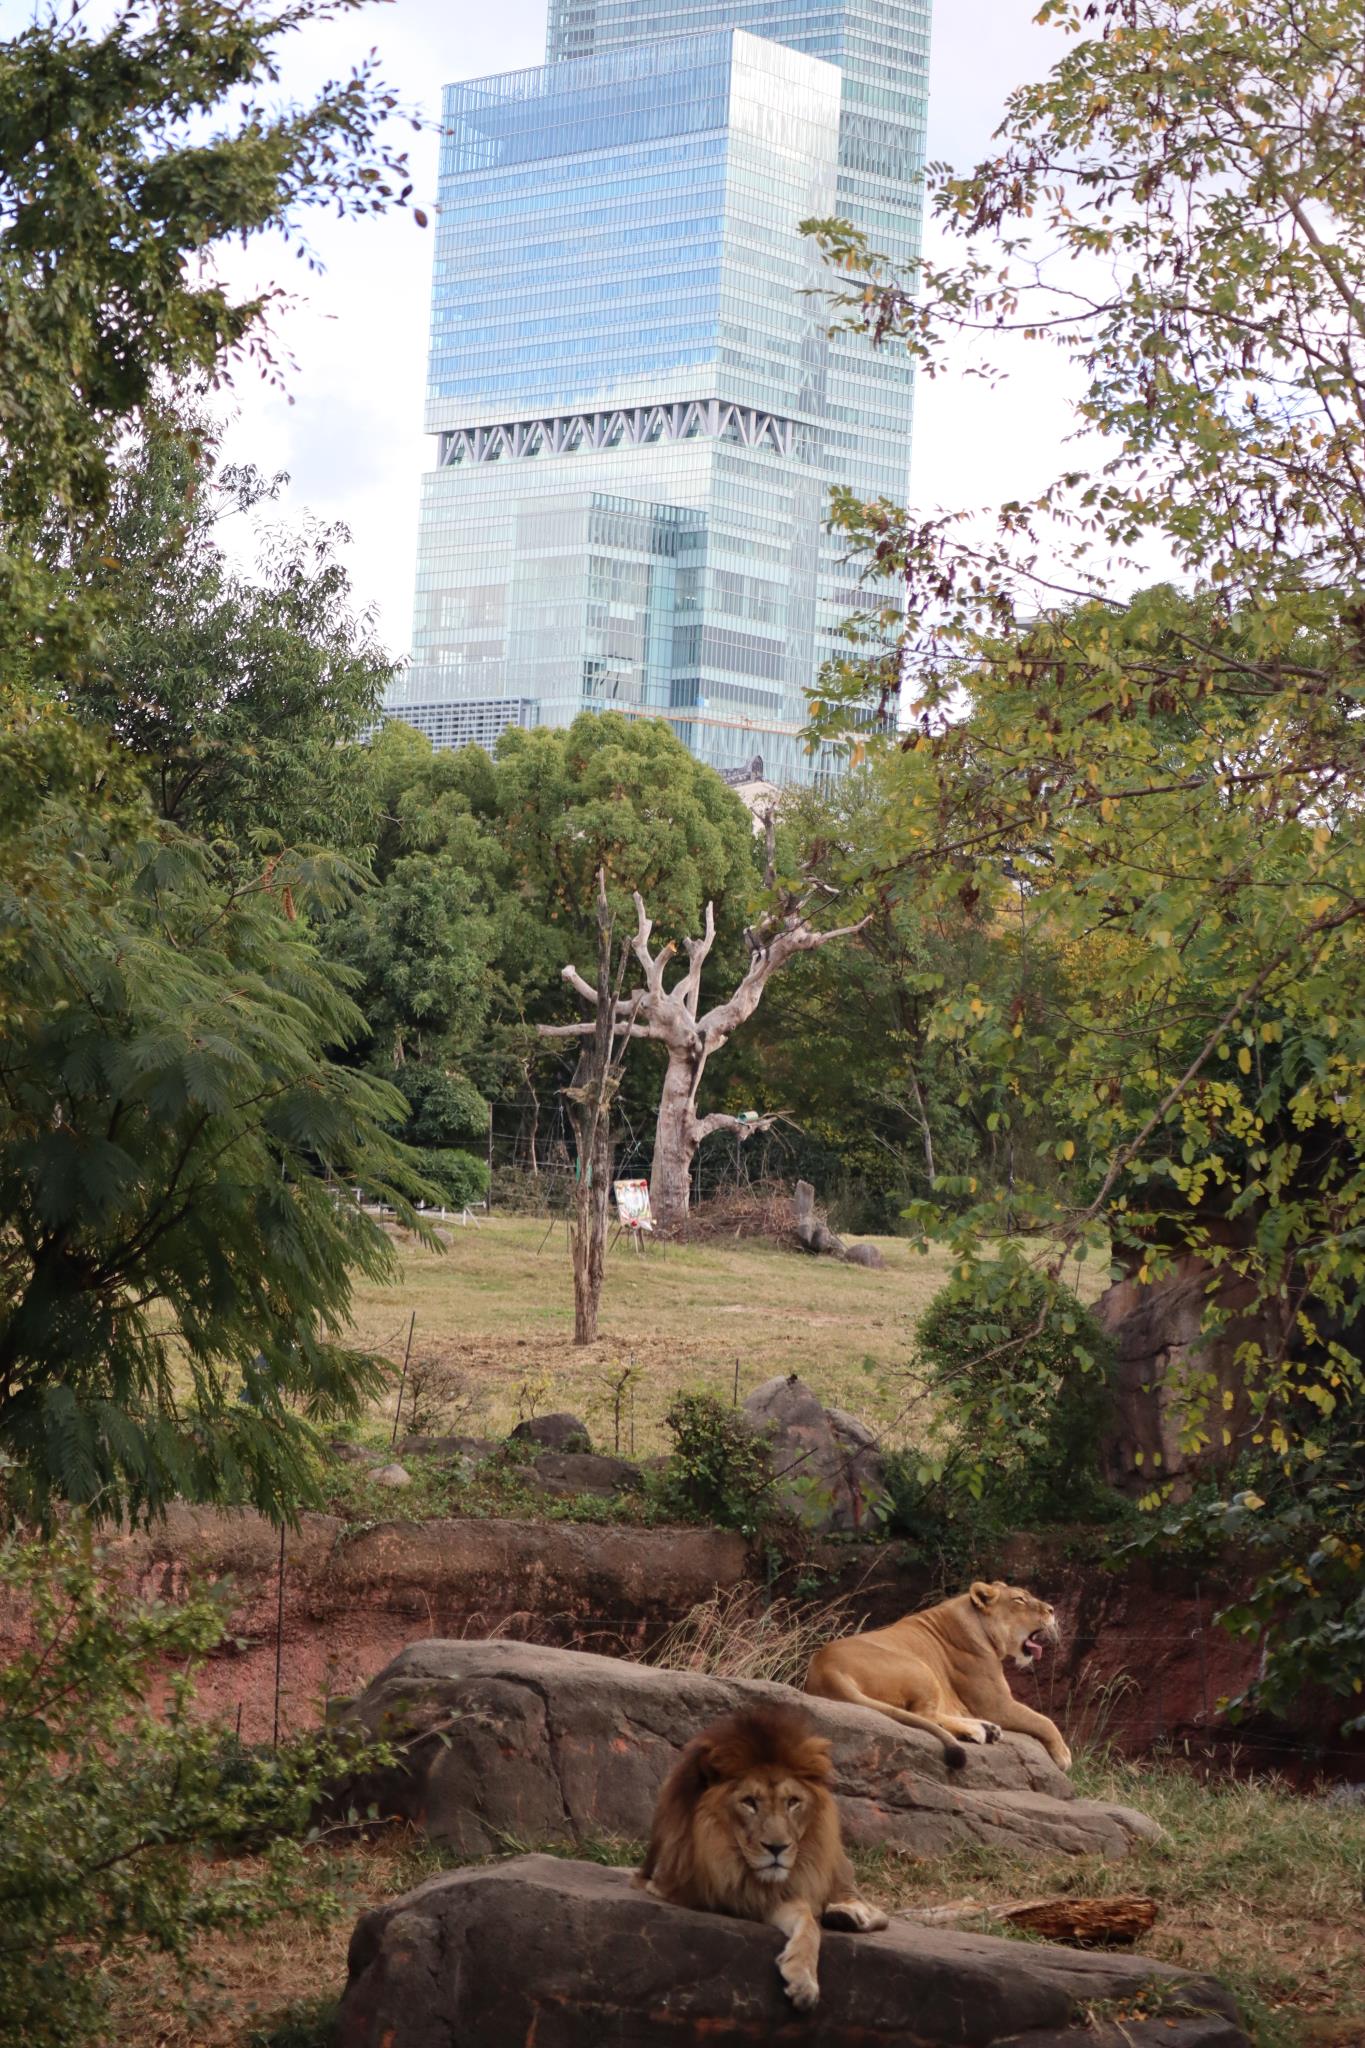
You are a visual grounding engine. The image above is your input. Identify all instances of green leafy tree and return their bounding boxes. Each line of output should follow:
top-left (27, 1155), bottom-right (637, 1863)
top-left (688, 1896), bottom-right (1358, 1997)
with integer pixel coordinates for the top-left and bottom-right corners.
top-left (0, 1528), bottom-right (378, 2048)
top-left (67, 411), bottom-right (394, 853)
top-left (750, 770), bottom-right (1072, 1228)
top-left (802, 0), bottom-right (1365, 1711)
top-left (344, 712), bottom-right (762, 1172)
top-left (2, 0), bottom-right (417, 665)
top-left (0, 0), bottom-right (427, 1521)
top-left (0, 705), bottom-right (426, 1523)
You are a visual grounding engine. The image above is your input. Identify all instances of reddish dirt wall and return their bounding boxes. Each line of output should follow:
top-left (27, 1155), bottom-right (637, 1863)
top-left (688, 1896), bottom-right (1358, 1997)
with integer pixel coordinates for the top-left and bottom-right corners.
top-left (6, 1507), bottom-right (1358, 1780)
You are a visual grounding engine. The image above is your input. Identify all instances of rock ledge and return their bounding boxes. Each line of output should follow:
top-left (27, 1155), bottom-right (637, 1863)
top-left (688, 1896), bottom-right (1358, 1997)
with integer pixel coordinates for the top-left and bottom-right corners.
top-left (338, 1854), bottom-right (1248, 2048)
top-left (334, 1639), bottom-right (1162, 1861)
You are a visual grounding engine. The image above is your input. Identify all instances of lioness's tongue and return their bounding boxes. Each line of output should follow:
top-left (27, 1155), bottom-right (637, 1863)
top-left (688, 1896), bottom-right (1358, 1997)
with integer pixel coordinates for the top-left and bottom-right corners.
top-left (1026, 1635), bottom-right (1045, 1662)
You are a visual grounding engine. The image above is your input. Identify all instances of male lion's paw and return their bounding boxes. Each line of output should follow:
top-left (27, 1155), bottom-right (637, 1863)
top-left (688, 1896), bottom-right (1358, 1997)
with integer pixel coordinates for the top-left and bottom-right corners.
top-left (779, 1962), bottom-right (820, 2011)
top-left (824, 1899), bottom-right (888, 1932)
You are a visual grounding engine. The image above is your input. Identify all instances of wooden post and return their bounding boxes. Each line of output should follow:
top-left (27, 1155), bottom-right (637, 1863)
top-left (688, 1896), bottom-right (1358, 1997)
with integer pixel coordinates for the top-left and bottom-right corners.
top-left (272, 1524), bottom-right (286, 1750)
top-left (390, 1310), bottom-right (417, 1446)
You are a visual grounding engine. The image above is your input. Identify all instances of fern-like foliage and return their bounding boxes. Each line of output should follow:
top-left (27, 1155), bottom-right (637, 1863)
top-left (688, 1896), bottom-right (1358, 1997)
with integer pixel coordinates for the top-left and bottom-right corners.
top-left (0, 701), bottom-right (436, 1524)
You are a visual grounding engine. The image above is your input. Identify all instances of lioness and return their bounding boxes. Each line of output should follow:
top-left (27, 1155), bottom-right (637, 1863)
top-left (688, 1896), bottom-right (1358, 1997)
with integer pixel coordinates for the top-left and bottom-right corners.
top-left (640, 1702), bottom-right (887, 2010)
top-left (805, 1579), bottom-right (1070, 1771)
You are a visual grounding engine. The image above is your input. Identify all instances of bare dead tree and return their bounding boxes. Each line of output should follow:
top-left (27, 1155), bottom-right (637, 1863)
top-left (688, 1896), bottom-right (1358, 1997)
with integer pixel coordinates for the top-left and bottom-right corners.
top-left (540, 824), bottom-right (868, 1233)
top-left (561, 869), bottom-right (640, 1342)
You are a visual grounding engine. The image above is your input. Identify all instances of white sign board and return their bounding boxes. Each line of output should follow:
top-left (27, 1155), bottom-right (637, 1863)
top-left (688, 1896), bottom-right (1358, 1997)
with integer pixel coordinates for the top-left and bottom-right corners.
top-left (613, 1178), bottom-right (654, 1232)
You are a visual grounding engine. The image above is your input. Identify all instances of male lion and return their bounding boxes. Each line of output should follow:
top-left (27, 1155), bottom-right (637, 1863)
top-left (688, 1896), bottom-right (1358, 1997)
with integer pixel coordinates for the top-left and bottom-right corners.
top-left (639, 1702), bottom-right (887, 2010)
top-left (805, 1579), bottom-right (1070, 1772)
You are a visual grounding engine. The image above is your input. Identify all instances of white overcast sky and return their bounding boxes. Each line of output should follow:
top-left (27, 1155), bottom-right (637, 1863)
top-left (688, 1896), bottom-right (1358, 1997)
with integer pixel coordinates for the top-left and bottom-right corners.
top-left (6, 0), bottom-right (1085, 650)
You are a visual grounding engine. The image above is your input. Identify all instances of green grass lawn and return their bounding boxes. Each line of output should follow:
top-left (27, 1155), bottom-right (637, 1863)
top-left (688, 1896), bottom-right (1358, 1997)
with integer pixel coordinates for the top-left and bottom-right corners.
top-left (341, 1217), bottom-right (958, 1453)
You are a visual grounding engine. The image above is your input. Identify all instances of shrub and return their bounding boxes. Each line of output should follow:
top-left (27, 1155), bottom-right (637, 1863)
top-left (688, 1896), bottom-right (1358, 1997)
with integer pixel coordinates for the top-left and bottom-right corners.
top-left (418, 1147), bottom-right (490, 1210)
top-left (912, 1272), bottom-right (1117, 1524)
top-left (0, 1530), bottom-right (379, 2048)
top-left (657, 1392), bottom-right (776, 1536)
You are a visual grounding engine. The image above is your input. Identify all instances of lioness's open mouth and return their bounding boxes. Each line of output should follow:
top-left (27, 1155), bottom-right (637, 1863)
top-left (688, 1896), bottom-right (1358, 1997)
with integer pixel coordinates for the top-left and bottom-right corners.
top-left (1023, 1631), bottom-right (1048, 1663)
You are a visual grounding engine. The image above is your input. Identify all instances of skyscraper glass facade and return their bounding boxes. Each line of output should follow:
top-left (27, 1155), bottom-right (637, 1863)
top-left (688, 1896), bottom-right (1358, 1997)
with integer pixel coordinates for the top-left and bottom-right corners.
top-left (392, 0), bottom-right (930, 780)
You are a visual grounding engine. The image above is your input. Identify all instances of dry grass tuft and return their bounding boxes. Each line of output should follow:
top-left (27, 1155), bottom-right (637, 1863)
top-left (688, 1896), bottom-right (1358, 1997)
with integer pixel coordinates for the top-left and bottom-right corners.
top-left (645, 1584), bottom-right (864, 1688)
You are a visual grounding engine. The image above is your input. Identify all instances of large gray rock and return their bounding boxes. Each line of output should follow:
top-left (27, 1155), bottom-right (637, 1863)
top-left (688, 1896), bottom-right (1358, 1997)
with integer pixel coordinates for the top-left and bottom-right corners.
top-left (745, 1373), bottom-right (886, 1531)
top-left (527, 1450), bottom-right (644, 1499)
top-left (510, 1411), bottom-right (592, 1453)
top-left (337, 1855), bottom-right (1248, 2048)
top-left (332, 1640), bottom-right (1161, 1861)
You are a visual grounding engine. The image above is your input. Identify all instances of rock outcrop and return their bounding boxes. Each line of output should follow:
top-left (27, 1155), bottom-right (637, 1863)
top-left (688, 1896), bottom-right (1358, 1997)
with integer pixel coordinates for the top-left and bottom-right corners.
top-left (337, 1855), bottom-right (1248, 2048)
top-left (1096, 1254), bottom-right (1274, 1496)
top-left (332, 1639), bottom-right (1162, 1860)
top-left (744, 1373), bottom-right (886, 1531)
top-left (792, 1178), bottom-right (886, 1266)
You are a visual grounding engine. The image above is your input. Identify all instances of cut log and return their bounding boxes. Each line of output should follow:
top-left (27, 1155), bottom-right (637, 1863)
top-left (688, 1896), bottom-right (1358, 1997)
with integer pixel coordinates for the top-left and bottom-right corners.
top-left (1003, 1895), bottom-right (1158, 1947)
top-left (901, 1896), bottom-right (1158, 1948)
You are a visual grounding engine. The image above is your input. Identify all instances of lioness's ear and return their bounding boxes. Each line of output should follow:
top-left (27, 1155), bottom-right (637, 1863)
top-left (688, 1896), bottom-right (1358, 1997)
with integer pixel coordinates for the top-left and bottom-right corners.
top-left (969, 1581), bottom-right (999, 1609)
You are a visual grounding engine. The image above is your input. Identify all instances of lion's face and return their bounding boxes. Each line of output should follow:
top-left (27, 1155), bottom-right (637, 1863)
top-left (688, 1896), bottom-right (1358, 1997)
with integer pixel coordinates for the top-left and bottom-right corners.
top-left (969, 1580), bottom-right (1060, 1672)
top-left (723, 1764), bottom-right (821, 1883)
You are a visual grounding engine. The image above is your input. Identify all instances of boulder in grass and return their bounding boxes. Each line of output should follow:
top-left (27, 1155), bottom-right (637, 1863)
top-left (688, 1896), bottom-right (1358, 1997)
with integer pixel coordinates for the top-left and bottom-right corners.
top-left (744, 1373), bottom-right (886, 1531)
top-left (369, 1463), bottom-right (411, 1488)
top-left (526, 1451), bottom-right (645, 1499)
top-left (509, 1411), bottom-right (592, 1454)
top-left (337, 1854), bottom-right (1249, 2048)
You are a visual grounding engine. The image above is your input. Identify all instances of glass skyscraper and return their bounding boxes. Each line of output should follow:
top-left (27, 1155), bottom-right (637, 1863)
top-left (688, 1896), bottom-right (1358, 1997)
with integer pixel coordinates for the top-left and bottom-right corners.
top-left (389, 0), bottom-right (930, 782)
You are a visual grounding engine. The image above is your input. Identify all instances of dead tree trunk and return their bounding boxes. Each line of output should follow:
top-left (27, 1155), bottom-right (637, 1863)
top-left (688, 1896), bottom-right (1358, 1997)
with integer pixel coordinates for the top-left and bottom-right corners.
top-left (540, 837), bottom-right (867, 1234)
top-left (561, 872), bottom-right (638, 1344)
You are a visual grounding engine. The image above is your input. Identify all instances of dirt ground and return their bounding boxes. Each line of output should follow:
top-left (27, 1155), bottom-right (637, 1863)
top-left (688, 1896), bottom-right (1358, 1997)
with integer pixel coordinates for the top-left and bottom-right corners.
top-left (340, 1217), bottom-right (960, 1452)
top-left (107, 1749), bottom-right (1365, 2048)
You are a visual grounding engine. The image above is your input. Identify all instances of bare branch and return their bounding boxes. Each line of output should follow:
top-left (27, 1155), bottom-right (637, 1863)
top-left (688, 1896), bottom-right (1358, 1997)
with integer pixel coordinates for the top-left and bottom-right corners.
top-left (560, 964), bottom-right (601, 1006)
top-left (678, 900), bottom-right (717, 1016)
top-left (691, 1109), bottom-right (786, 1145)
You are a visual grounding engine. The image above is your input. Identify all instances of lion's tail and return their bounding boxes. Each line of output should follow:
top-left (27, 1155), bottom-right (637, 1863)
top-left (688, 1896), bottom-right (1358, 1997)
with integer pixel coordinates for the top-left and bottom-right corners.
top-left (807, 1670), bottom-right (969, 1771)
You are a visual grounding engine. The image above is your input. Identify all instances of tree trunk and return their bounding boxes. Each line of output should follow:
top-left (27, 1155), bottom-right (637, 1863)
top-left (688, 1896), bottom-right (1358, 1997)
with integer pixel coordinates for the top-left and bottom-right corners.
top-left (542, 886), bottom-right (870, 1240)
top-left (561, 870), bottom-right (635, 1344)
top-left (569, 1111), bottom-right (613, 1344)
top-left (649, 1050), bottom-right (701, 1234)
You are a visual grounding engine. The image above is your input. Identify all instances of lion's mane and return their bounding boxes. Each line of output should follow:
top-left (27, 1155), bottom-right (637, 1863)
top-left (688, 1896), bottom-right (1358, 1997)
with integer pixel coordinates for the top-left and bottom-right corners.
top-left (640, 1702), bottom-right (850, 1920)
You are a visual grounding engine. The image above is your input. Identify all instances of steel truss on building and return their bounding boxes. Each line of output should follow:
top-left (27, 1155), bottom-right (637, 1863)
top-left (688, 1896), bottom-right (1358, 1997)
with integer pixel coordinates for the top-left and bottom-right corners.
top-left (437, 399), bottom-right (800, 468)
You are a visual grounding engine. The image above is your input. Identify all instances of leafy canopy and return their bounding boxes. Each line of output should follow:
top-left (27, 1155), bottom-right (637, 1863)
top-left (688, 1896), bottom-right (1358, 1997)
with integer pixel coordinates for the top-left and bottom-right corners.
top-left (1, 0), bottom-right (417, 664)
top-left (66, 410), bottom-right (395, 853)
top-left (802, 0), bottom-right (1365, 1714)
top-left (0, 703), bottom-right (427, 1524)
top-left (0, 0), bottom-right (427, 1522)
